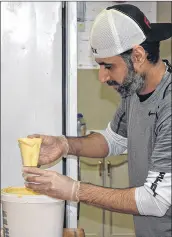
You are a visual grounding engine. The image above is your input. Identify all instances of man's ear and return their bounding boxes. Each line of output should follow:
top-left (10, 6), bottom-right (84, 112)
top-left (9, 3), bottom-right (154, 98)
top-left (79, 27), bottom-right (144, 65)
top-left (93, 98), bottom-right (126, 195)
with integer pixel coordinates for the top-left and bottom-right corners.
top-left (131, 45), bottom-right (147, 72)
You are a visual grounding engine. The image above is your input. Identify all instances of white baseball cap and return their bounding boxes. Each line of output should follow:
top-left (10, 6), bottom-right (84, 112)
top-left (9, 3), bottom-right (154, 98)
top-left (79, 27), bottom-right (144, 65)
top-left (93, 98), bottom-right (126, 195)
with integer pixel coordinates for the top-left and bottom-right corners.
top-left (90, 4), bottom-right (172, 58)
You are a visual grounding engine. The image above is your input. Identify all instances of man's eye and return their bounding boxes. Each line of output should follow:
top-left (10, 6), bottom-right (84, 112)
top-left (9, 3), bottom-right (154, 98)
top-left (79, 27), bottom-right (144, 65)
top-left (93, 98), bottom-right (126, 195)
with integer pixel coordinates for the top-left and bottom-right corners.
top-left (104, 64), bottom-right (112, 70)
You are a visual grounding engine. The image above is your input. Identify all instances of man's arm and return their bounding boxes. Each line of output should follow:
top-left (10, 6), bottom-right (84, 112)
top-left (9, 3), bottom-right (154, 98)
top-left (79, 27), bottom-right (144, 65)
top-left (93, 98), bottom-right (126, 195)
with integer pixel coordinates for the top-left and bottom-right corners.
top-left (24, 166), bottom-right (171, 217)
top-left (79, 183), bottom-right (139, 215)
top-left (78, 174), bottom-right (171, 217)
top-left (67, 132), bottom-right (109, 158)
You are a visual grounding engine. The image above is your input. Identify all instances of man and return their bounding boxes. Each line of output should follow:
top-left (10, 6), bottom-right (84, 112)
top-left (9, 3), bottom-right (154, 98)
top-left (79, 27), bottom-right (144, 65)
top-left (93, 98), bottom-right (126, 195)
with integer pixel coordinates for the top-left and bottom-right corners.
top-left (23, 4), bottom-right (172, 237)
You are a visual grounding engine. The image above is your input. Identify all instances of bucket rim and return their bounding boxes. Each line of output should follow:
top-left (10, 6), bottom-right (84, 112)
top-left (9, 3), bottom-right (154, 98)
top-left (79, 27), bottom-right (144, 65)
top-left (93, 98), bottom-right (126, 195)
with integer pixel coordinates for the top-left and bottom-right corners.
top-left (1, 187), bottom-right (65, 203)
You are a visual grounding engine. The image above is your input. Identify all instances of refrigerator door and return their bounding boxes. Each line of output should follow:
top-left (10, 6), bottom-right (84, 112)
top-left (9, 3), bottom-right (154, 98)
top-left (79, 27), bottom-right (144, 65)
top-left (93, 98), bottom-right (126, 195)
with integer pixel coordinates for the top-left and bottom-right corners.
top-left (1, 2), bottom-right (63, 188)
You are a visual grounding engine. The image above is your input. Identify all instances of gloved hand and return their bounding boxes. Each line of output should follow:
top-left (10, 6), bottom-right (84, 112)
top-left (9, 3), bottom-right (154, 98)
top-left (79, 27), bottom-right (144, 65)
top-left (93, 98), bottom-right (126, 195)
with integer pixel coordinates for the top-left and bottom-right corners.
top-left (27, 134), bottom-right (69, 166)
top-left (23, 167), bottom-right (80, 202)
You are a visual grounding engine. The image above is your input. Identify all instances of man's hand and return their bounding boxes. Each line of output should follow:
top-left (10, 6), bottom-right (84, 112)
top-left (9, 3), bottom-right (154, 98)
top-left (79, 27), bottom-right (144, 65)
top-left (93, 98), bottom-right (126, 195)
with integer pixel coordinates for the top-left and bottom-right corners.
top-left (27, 134), bottom-right (69, 165)
top-left (23, 167), bottom-right (79, 201)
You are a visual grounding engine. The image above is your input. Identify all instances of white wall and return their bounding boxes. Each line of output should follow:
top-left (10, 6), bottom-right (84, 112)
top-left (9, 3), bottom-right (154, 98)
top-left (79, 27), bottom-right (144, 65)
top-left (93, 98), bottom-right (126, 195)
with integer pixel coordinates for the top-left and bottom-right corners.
top-left (1, 2), bottom-right (63, 188)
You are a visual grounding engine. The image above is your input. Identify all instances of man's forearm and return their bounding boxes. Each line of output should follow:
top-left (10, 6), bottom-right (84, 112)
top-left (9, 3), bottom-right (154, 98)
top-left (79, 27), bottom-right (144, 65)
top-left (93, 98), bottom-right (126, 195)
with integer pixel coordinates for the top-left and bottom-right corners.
top-left (78, 183), bottom-right (139, 215)
top-left (67, 133), bottom-right (109, 158)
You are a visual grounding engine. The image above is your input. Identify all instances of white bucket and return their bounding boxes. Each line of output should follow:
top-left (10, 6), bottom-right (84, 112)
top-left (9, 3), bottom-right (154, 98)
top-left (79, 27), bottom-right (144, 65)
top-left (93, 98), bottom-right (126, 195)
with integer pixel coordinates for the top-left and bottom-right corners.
top-left (1, 187), bottom-right (65, 237)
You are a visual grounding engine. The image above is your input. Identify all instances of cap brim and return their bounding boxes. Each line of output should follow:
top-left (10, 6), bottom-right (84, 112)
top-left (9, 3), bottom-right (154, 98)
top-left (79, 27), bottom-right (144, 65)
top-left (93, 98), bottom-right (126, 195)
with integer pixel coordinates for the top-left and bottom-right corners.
top-left (147, 23), bottom-right (172, 42)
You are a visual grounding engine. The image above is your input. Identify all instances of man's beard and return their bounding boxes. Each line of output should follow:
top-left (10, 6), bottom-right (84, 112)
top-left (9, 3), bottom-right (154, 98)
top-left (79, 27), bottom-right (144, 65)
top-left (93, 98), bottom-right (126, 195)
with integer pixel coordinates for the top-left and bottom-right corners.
top-left (117, 59), bottom-right (145, 97)
top-left (108, 57), bottom-right (145, 97)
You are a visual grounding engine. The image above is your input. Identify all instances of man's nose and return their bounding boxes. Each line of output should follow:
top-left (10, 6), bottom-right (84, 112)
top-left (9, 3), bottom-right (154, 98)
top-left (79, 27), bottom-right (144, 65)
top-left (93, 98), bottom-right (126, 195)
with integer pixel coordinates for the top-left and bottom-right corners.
top-left (98, 66), bottom-right (110, 83)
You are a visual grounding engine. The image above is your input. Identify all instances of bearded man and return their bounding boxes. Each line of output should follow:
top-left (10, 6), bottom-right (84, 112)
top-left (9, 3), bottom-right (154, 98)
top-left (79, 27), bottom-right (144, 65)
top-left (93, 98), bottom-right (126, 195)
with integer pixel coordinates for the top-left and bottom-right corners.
top-left (24, 4), bottom-right (172, 237)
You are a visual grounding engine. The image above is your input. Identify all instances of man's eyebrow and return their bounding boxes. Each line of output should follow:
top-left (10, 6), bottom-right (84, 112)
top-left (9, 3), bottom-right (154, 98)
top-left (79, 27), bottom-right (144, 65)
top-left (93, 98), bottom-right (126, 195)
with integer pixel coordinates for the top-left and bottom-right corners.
top-left (97, 62), bottom-right (113, 66)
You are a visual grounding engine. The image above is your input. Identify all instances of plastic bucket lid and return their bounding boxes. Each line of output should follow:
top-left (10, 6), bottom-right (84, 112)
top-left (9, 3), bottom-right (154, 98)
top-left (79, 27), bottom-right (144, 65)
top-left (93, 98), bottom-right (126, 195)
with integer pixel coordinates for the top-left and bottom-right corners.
top-left (1, 187), bottom-right (64, 204)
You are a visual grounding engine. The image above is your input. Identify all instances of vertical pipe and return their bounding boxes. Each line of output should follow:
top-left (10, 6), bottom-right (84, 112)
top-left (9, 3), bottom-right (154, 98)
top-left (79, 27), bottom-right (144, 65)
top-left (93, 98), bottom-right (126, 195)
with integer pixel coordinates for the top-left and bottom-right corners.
top-left (62, 1), bottom-right (67, 228)
top-left (62, 0), bottom-right (66, 174)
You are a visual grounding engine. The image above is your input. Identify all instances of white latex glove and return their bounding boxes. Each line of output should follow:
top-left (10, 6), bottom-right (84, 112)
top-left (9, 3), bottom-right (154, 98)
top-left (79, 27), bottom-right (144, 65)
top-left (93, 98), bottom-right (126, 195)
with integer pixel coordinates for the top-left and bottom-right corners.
top-left (23, 167), bottom-right (80, 202)
top-left (27, 134), bottom-right (69, 166)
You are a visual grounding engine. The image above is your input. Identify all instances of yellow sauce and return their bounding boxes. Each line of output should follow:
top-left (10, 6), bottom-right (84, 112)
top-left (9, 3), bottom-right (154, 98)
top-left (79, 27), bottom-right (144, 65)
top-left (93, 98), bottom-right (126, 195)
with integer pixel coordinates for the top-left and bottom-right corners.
top-left (18, 138), bottom-right (42, 166)
top-left (1, 187), bottom-right (40, 196)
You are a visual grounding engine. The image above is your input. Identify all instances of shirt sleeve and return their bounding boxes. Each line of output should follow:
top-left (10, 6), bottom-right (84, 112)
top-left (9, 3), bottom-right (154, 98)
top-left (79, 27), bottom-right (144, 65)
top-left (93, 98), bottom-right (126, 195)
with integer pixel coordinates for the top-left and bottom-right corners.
top-left (98, 98), bottom-right (128, 157)
top-left (110, 98), bottom-right (128, 138)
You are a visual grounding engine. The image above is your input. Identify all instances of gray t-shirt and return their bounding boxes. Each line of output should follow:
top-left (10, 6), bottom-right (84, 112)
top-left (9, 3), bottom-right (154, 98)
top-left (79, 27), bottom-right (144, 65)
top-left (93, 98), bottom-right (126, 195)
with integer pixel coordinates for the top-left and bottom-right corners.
top-left (110, 62), bottom-right (172, 237)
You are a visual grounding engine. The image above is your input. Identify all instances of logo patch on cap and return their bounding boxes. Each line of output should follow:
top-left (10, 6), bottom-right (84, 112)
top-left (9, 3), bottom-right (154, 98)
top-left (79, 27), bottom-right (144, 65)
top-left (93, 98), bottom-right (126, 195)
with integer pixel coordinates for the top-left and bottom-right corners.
top-left (91, 47), bottom-right (98, 54)
top-left (144, 16), bottom-right (151, 29)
